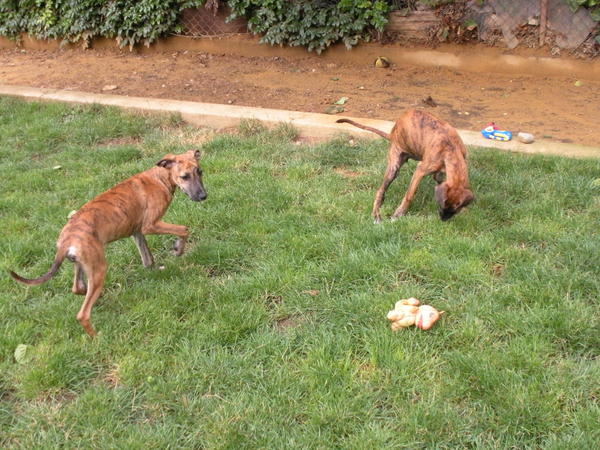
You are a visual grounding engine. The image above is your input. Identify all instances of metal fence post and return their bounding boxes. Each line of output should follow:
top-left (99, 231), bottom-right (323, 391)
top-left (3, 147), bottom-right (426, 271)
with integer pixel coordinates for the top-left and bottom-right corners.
top-left (540, 0), bottom-right (548, 46)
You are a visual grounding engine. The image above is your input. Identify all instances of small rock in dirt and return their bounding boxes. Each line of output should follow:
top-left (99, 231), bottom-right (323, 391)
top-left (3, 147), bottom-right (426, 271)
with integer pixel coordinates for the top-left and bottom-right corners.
top-left (102, 85), bottom-right (118, 91)
top-left (326, 63), bottom-right (336, 69)
top-left (517, 132), bottom-right (535, 144)
top-left (375, 56), bottom-right (390, 68)
top-left (324, 105), bottom-right (344, 114)
top-left (422, 95), bottom-right (437, 107)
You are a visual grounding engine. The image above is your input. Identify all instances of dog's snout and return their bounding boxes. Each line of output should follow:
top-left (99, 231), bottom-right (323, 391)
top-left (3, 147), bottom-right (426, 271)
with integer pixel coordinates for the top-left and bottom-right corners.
top-left (184, 183), bottom-right (207, 202)
top-left (190, 189), bottom-right (207, 202)
top-left (439, 209), bottom-right (455, 221)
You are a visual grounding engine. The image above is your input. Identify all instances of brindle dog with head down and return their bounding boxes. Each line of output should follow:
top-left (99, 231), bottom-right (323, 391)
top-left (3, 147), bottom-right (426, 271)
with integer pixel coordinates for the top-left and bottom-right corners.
top-left (9, 149), bottom-right (207, 337)
top-left (337, 109), bottom-right (473, 222)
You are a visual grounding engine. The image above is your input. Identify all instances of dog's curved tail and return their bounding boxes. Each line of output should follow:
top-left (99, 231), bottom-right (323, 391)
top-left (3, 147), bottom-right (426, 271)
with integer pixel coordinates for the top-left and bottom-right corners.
top-left (336, 118), bottom-right (390, 140)
top-left (9, 247), bottom-right (67, 286)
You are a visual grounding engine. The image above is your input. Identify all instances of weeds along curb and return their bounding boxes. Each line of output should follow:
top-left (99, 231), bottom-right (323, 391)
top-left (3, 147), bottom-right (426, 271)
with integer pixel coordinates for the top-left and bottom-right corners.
top-left (1, 84), bottom-right (598, 159)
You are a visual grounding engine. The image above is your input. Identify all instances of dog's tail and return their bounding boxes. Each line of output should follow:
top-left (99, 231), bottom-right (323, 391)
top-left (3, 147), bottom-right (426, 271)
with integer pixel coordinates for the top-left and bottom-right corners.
top-left (336, 118), bottom-right (390, 140)
top-left (9, 247), bottom-right (67, 286)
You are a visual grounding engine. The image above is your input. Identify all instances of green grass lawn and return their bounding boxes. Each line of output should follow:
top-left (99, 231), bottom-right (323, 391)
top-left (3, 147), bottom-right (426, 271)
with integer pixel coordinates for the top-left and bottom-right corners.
top-left (1, 97), bottom-right (599, 448)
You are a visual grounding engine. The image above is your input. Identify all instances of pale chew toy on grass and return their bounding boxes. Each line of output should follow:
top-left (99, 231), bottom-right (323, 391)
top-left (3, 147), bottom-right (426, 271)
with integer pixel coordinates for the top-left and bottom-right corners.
top-left (386, 298), bottom-right (444, 331)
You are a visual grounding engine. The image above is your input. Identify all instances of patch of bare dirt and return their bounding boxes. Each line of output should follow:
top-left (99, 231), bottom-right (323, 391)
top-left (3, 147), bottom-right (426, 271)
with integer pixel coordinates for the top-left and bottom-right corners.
top-left (1, 48), bottom-right (599, 146)
top-left (98, 136), bottom-right (141, 147)
top-left (275, 315), bottom-right (303, 332)
top-left (99, 364), bottom-right (122, 389)
top-left (334, 168), bottom-right (365, 178)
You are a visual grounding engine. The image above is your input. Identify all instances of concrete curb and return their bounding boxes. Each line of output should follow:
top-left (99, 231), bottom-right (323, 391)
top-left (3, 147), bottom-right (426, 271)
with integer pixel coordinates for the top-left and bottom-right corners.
top-left (1, 84), bottom-right (598, 159)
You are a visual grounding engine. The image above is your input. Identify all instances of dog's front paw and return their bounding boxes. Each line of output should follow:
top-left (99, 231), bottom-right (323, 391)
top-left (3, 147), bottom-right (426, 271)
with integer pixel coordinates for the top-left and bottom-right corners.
top-left (390, 209), bottom-right (408, 221)
top-left (390, 213), bottom-right (406, 222)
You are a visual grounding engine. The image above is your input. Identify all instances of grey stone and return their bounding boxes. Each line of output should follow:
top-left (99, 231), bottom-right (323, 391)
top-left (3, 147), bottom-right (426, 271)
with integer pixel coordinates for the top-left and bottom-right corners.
top-left (517, 132), bottom-right (535, 144)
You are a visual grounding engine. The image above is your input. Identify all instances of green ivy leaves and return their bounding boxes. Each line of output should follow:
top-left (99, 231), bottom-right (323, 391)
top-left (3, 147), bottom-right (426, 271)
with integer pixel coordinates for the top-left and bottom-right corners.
top-left (228, 0), bottom-right (390, 54)
top-left (565, 0), bottom-right (600, 21)
top-left (0, 0), bottom-right (205, 48)
top-left (2, 0), bottom-right (389, 52)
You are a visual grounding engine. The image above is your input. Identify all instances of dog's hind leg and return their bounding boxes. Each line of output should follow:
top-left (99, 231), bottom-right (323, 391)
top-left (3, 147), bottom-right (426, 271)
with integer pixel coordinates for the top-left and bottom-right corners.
top-left (76, 247), bottom-right (107, 338)
top-left (132, 231), bottom-right (154, 268)
top-left (372, 150), bottom-right (409, 224)
top-left (71, 263), bottom-right (87, 295)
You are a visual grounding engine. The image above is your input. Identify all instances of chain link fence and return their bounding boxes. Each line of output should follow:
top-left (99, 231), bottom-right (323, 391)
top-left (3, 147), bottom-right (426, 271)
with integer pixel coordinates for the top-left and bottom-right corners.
top-left (469, 0), bottom-right (598, 56)
top-left (175, 1), bottom-right (598, 57)
top-left (177, 5), bottom-right (248, 38)
top-left (386, 0), bottom-right (599, 57)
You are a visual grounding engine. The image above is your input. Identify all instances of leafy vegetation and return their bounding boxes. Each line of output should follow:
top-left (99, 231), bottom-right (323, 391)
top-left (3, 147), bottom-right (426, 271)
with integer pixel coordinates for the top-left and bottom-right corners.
top-left (0, 0), bottom-right (204, 49)
top-left (227, 0), bottom-right (389, 53)
top-left (1, 1), bottom-right (597, 52)
top-left (0, 0), bottom-right (389, 52)
top-left (1, 98), bottom-right (599, 447)
top-left (566, 0), bottom-right (600, 20)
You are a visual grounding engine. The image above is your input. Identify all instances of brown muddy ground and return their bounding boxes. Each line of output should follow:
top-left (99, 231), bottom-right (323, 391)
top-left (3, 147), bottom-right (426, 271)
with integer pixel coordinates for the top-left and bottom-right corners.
top-left (1, 47), bottom-right (599, 146)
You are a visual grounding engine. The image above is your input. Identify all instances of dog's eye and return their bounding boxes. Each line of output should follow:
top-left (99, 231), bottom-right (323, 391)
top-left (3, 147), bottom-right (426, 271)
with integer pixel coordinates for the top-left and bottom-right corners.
top-left (181, 173), bottom-right (191, 180)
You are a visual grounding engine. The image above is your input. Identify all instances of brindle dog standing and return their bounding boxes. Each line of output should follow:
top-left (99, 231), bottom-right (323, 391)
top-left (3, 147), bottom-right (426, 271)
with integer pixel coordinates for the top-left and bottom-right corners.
top-left (337, 109), bottom-right (474, 222)
top-left (9, 149), bottom-right (207, 337)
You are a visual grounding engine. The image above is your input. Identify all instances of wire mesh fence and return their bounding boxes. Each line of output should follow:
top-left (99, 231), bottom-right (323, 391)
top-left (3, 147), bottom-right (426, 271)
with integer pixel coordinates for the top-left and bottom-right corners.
top-left (386, 0), bottom-right (598, 57)
top-left (470, 0), bottom-right (598, 55)
top-left (175, 1), bottom-right (598, 57)
top-left (177, 5), bottom-right (248, 38)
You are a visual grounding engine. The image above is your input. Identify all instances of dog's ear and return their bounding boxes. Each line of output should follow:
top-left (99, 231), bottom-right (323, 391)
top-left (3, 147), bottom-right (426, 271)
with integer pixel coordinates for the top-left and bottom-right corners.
top-left (187, 149), bottom-right (201, 160)
top-left (157, 154), bottom-right (176, 169)
top-left (434, 183), bottom-right (448, 208)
